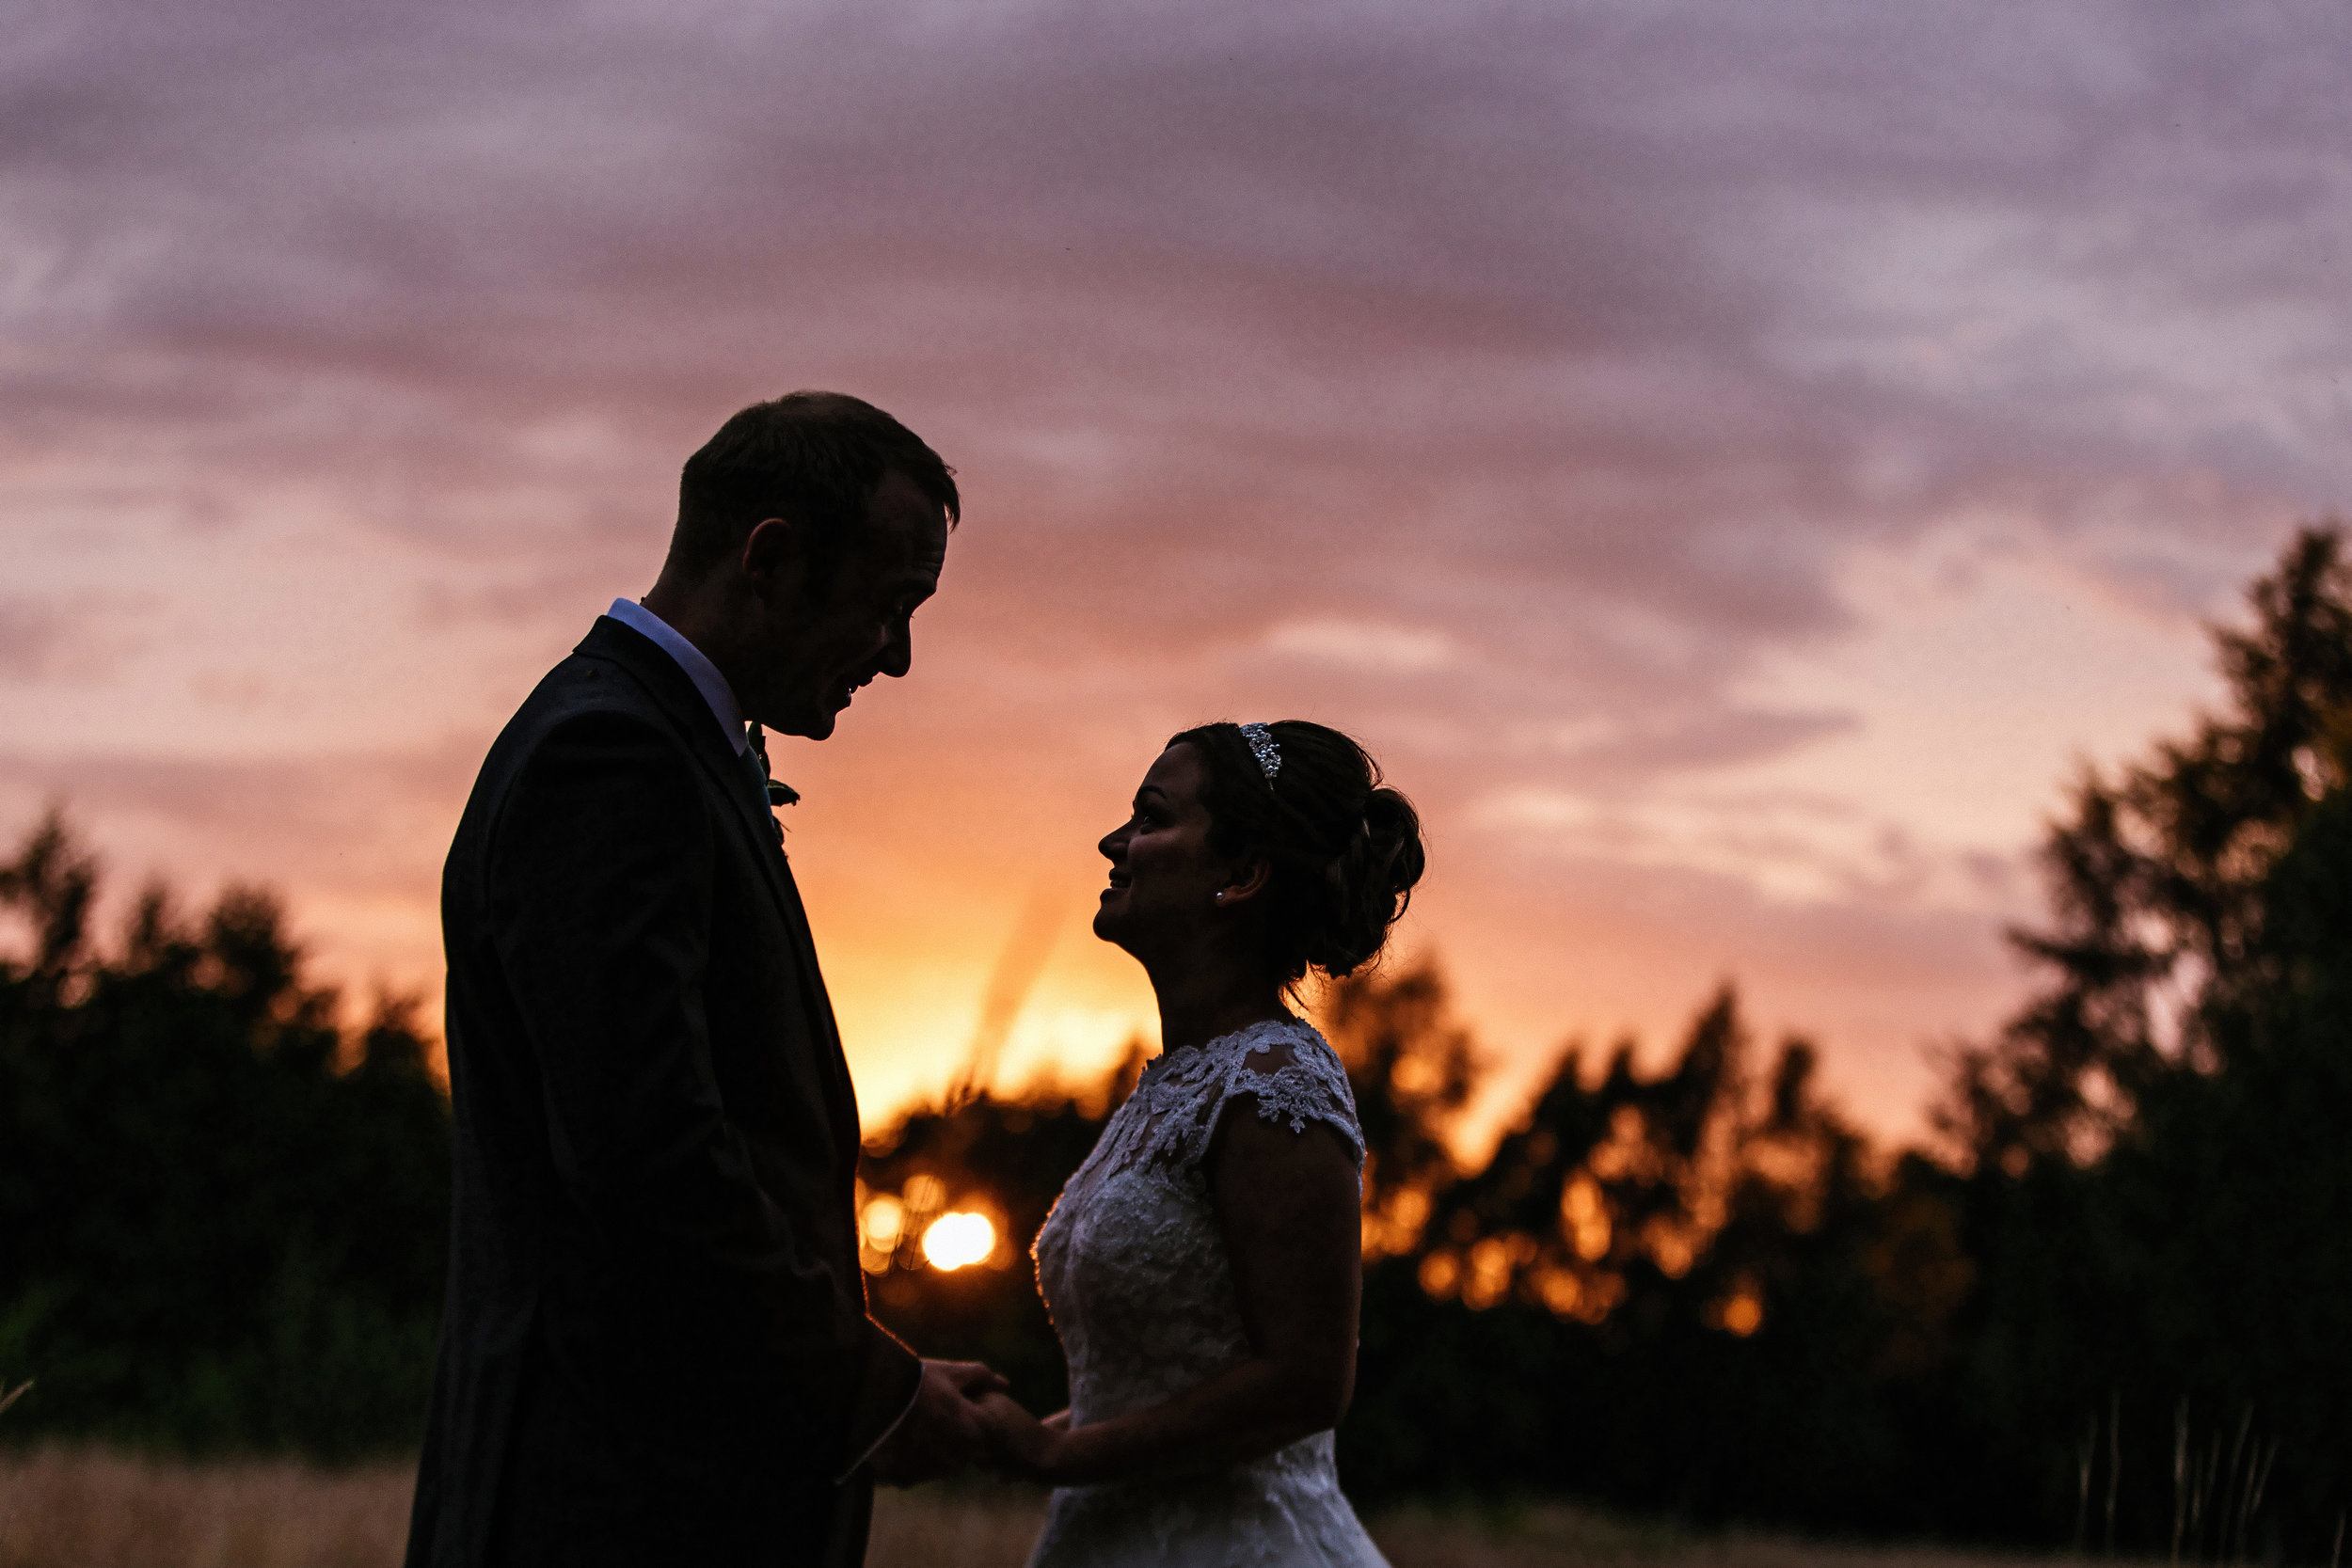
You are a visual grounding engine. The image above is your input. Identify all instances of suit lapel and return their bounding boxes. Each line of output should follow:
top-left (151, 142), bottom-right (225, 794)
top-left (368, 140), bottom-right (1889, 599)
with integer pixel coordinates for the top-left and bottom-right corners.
top-left (580, 619), bottom-right (799, 911)
top-left (578, 618), bottom-right (863, 1142)
top-left (760, 855), bottom-right (866, 1149)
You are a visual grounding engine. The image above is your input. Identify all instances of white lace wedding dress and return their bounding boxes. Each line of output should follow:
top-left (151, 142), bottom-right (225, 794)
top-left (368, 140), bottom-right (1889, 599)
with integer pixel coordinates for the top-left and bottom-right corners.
top-left (1026, 1017), bottom-right (1390, 1566)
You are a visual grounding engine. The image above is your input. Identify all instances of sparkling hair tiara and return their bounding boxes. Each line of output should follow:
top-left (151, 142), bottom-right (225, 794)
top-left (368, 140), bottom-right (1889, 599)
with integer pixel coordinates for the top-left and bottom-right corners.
top-left (1238, 721), bottom-right (1281, 783)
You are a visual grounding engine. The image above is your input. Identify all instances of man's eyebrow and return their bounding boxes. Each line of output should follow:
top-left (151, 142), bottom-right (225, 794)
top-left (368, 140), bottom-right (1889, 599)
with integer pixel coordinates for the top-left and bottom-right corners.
top-left (1135, 784), bottom-right (1169, 805)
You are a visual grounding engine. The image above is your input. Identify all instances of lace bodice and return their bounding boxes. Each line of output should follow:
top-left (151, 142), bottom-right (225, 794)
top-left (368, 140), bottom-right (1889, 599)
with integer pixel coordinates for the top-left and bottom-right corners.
top-left (1026, 1017), bottom-right (1389, 1567)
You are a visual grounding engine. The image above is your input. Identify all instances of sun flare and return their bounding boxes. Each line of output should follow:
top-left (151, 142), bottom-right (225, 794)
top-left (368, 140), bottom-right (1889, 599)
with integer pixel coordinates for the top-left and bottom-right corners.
top-left (920, 1211), bottom-right (996, 1272)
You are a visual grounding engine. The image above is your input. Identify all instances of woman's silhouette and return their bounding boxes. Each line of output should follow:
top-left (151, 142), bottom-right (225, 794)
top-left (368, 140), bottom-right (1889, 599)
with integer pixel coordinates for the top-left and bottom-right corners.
top-left (979, 720), bottom-right (1422, 1567)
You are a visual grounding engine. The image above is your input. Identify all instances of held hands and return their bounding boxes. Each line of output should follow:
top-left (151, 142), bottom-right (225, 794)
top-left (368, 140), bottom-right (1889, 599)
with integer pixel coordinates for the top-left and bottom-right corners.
top-left (868, 1359), bottom-right (1081, 1487)
top-left (973, 1395), bottom-right (1073, 1484)
top-left (869, 1359), bottom-right (1009, 1486)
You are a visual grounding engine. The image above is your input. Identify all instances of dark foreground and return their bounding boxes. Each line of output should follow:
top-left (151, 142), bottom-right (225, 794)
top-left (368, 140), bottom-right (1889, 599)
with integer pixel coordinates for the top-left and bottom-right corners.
top-left (0, 1448), bottom-right (2100, 1568)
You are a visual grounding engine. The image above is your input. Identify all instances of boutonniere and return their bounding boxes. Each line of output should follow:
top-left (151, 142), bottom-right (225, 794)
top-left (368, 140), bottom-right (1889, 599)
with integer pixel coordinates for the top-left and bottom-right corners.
top-left (747, 723), bottom-right (800, 807)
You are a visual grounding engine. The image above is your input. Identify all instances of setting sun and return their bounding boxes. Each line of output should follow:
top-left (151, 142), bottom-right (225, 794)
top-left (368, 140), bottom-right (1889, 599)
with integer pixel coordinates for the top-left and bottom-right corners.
top-left (919, 1211), bottom-right (996, 1272)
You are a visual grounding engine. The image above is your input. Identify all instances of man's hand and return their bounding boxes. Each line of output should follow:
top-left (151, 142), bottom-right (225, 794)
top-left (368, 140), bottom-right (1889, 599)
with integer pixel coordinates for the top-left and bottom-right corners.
top-left (868, 1359), bottom-right (1009, 1485)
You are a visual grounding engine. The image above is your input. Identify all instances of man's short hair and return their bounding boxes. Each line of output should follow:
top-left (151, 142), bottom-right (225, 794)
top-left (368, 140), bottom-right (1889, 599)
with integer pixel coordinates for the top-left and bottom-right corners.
top-left (671, 391), bottom-right (960, 584)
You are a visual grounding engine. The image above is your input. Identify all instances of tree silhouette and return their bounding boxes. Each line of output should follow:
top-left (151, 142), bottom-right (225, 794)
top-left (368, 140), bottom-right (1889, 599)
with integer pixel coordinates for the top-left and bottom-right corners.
top-left (1319, 960), bottom-right (1479, 1258)
top-left (1931, 525), bottom-right (2352, 1554)
top-left (0, 808), bottom-right (449, 1455)
top-left (1942, 527), bottom-right (2352, 1171)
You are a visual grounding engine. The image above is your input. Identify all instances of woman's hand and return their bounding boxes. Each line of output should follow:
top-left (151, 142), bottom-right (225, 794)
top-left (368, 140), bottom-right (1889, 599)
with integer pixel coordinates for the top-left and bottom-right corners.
top-left (974, 1392), bottom-right (1070, 1482)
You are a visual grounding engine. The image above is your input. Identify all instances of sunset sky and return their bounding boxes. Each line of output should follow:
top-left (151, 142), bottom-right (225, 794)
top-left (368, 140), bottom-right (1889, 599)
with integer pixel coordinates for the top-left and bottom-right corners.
top-left (5, 0), bottom-right (2346, 1146)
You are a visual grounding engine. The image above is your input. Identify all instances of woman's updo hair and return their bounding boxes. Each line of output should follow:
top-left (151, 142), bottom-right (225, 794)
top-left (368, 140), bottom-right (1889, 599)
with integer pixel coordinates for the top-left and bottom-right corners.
top-left (1167, 721), bottom-right (1425, 985)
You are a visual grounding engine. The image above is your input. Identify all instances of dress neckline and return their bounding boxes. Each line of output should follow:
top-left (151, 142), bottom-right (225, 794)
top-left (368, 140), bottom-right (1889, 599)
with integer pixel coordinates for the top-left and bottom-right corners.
top-left (1138, 1015), bottom-right (1310, 1083)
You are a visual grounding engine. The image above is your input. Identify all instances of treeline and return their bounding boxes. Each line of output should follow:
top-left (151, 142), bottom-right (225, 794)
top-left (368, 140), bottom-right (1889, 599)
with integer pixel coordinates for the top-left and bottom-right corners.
top-left (1, 530), bottom-right (2345, 1558)
top-left (0, 830), bottom-right (449, 1456)
top-left (861, 528), bottom-right (2352, 1557)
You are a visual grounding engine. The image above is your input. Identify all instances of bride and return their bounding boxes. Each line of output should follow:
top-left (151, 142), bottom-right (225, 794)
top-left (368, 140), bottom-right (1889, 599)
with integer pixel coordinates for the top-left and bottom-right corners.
top-left (977, 720), bottom-right (1424, 1566)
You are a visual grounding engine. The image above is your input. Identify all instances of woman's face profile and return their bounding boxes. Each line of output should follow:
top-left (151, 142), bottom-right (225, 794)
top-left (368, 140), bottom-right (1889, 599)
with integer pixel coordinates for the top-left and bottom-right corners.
top-left (1093, 744), bottom-right (1232, 956)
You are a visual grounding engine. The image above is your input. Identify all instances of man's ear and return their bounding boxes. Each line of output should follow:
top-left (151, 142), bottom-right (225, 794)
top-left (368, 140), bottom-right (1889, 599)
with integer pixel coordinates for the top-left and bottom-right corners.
top-left (739, 515), bottom-right (813, 602)
top-left (1218, 856), bottom-right (1274, 909)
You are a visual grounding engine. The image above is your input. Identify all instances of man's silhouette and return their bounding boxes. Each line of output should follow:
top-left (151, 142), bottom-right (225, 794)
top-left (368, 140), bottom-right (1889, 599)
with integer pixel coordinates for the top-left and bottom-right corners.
top-left (405, 393), bottom-right (997, 1568)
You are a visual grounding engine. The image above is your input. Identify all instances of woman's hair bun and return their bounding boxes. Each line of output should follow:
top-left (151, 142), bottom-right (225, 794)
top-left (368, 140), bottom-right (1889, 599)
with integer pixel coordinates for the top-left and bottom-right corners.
top-left (1311, 785), bottom-right (1427, 977)
top-left (1166, 721), bottom-right (1426, 986)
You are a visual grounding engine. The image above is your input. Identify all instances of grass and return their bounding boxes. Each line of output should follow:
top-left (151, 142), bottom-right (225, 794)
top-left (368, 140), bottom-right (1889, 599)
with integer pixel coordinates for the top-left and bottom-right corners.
top-left (0, 1449), bottom-right (412, 1568)
top-left (1363, 1503), bottom-right (2067, 1567)
top-left (0, 1448), bottom-right (2079, 1568)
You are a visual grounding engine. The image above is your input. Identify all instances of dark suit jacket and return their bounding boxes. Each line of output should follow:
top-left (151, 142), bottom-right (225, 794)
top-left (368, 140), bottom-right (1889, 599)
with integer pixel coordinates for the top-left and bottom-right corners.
top-left (405, 616), bottom-right (920, 1568)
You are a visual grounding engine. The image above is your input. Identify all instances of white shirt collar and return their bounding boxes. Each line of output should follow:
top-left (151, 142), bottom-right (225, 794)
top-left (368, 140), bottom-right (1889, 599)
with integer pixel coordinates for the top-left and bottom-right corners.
top-left (605, 597), bottom-right (748, 756)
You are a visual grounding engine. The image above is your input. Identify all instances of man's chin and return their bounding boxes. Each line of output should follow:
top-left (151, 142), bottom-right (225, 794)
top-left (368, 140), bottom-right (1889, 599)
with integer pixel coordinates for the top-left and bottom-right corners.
top-left (766, 706), bottom-right (837, 742)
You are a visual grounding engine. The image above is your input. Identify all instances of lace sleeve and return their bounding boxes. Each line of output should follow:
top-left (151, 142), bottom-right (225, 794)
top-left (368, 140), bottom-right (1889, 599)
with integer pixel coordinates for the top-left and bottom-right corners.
top-left (1179, 1020), bottom-right (1366, 1175)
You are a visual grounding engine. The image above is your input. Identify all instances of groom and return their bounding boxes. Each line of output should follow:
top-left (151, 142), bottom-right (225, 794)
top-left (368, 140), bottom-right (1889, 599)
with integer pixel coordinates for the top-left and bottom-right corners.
top-left (405, 392), bottom-right (1000, 1568)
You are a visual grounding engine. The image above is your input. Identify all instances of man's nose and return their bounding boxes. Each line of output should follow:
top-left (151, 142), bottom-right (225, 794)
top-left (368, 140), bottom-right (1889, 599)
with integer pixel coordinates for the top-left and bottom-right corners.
top-left (879, 622), bottom-right (913, 679)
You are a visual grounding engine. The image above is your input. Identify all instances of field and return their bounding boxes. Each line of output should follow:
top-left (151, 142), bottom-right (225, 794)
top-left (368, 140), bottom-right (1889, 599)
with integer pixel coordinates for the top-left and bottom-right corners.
top-left (0, 1448), bottom-right (2074, 1568)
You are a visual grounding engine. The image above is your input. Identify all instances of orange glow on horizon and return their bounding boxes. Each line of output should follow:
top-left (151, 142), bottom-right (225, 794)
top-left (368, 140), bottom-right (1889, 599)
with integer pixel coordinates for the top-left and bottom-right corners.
top-left (2, 0), bottom-right (2316, 1177)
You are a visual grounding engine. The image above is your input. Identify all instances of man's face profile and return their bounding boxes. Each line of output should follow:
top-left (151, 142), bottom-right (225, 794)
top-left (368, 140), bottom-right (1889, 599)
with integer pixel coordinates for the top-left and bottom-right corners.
top-left (742, 469), bottom-right (949, 740)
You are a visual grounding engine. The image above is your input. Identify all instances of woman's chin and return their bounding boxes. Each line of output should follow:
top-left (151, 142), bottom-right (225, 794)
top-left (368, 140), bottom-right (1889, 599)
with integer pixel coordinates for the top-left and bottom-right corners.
top-left (1090, 904), bottom-right (1143, 954)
